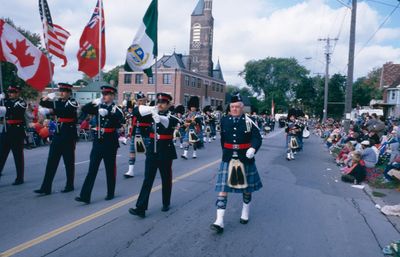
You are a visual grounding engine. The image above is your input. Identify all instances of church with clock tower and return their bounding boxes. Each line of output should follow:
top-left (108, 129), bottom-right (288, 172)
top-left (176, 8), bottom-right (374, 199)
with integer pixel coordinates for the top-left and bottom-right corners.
top-left (118, 0), bottom-right (226, 109)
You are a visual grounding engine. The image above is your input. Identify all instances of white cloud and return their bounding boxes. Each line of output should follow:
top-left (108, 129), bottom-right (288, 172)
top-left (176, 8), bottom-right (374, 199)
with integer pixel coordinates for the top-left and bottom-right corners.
top-left (1, 0), bottom-right (400, 87)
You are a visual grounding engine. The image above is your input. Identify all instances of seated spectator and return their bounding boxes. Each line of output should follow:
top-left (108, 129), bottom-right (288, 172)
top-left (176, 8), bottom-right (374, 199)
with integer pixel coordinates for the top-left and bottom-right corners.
top-left (383, 155), bottom-right (400, 182)
top-left (341, 151), bottom-right (366, 184)
top-left (336, 141), bottom-right (355, 166)
top-left (361, 140), bottom-right (378, 169)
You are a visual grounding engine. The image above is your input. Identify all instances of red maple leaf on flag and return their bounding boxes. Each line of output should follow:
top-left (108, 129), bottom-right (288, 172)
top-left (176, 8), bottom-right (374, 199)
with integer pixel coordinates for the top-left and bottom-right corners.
top-left (6, 39), bottom-right (35, 67)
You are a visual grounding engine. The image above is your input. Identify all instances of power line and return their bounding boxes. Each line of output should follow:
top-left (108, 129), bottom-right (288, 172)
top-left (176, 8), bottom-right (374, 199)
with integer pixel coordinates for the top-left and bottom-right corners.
top-left (332, 4), bottom-right (350, 55)
top-left (334, 0), bottom-right (351, 8)
top-left (365, 0), bottom-right (399, 8)
top-left (355, 2), bottom-right (400, 58)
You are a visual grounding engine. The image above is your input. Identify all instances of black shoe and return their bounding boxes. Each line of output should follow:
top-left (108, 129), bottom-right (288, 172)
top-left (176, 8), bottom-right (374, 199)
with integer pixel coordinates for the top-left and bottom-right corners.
top-left (181, 155), bottom-right (187, 160)
top-left (75, 197), bottom-right (90, 204)
top-left (124, 174), bottom-right (134, 179)
top-left (240, 219), bottom-right (249, 224)
top-left (105, 195), bottom-right (114, 201)
top-left (161, 205), bottom-right (170, 212)
top-left (210, 224), bottom-right (224, 234)
top-left (61, 187), bottom-right (74, 193)
top-left (34, 189), bottom-right (51, 195)
top-left (129, 208), bottom-right (146, 218)
top-left (12, 180), bottom-right (24, 186)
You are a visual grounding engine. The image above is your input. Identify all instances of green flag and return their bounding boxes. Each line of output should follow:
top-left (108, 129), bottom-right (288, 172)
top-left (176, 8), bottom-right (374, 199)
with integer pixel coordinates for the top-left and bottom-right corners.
top-left (125, 0), bottom-right (158, 77)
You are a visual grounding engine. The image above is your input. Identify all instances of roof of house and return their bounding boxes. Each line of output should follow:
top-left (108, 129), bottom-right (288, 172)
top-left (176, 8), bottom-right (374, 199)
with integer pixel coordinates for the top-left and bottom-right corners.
top-left (383, 62), bottom-right (400, 88)
top-left (154, 52), bottom-right (224, 81)
top-left (76, 81), bottom-right (111, 93)
top-left (213, 60), bottom-right (224, 81)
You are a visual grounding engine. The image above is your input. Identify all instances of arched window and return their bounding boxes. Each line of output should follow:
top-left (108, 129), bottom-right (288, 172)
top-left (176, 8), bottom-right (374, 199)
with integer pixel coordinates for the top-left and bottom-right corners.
top-left (192, 23), bottom-right (201, 43)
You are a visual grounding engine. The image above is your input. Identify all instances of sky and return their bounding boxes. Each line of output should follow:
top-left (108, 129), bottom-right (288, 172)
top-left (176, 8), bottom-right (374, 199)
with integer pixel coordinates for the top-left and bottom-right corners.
top-left (1, 0), bottom-right (400, 87)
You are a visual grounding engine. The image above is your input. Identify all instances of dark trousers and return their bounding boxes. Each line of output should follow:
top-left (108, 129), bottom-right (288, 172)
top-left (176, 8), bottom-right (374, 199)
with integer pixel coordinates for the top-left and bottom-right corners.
top-left (0, 133), bottom-right (24, 181)
top-left (80, 144), bottom-right (118, 201)
top-left (136, 158), bottom-right (173, 210)
top-left (40, 138), bottom-right (76, 192)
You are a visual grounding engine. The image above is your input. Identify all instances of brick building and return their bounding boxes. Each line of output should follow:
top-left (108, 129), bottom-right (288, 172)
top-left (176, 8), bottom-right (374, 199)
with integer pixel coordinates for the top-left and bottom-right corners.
top-left (118, 0), bottom-right (226, 108)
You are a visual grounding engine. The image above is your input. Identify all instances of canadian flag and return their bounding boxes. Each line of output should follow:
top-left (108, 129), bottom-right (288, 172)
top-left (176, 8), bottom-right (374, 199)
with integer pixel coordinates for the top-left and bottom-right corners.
top-left (0, 19), bottom-right (53, 91)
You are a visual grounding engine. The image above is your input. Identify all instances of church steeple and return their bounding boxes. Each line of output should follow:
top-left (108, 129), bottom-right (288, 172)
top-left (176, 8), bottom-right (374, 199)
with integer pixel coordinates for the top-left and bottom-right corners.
top-left (189, 0), bottom-right (214, 77)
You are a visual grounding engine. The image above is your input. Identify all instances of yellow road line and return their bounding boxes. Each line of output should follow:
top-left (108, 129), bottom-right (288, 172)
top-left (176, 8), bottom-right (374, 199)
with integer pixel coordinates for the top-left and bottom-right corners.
top-left (0, 159), bottom-right (221, 257)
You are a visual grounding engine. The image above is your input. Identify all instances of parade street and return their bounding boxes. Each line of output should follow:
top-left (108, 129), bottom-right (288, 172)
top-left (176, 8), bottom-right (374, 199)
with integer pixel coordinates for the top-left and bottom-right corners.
top-left (0, 129), bottom-right (396, 257)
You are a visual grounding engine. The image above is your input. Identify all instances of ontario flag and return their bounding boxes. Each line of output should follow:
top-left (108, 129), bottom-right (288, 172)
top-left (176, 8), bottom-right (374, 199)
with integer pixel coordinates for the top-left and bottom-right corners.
top-left (0, 19), bottom-right (53, 91)
top-left (77, 0), bottom-right (105, 78)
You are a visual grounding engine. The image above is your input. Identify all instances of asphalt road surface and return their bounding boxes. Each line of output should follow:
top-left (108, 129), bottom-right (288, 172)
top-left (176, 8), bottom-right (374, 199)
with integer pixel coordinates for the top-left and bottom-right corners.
top-left (0, 129), bottom-right (398, 257)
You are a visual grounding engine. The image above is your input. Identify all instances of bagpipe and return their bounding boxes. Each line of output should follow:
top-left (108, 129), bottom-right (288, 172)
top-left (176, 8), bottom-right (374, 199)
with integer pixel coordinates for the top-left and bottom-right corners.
top-left (289, 135), bottom-right (299, 149)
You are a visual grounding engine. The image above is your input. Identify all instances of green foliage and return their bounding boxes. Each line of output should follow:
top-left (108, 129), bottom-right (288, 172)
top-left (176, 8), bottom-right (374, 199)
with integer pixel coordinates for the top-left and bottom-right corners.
top-left (103, 65), bottom-right (123, 87)
top-left (1, 18), bottom-right (42, 100)
top-left (240, 57), bottom-right (309, 113)
top-left (352, 68), bottom-right (383, 107)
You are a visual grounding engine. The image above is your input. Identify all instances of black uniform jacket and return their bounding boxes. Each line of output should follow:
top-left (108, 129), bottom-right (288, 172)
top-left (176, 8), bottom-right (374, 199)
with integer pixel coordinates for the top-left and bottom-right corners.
top-left (220, 114), bottom-right (262, 164)
top-left (2, 97), bottom-right (26, 137)
top-left (40, 97), bottom-right (78, 140)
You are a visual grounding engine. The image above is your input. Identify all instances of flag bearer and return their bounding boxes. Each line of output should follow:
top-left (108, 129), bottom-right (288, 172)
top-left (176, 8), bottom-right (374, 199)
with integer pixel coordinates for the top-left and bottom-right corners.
top-left (34, 83), bottom-right (78, 195)
top-left (0, 85), bottom-right (27, 185)
top-left (129, 93), bottom-right (179, 218)
top-left (75, 85), bottom-right (125, 204)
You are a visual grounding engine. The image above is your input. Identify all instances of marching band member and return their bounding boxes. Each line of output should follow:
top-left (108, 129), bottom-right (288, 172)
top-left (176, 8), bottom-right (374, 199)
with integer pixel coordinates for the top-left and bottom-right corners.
top-left (203, 105), bottom-right (216, 143)
top-left (211, 92), bottom-right (263, 234)
top-left (173, 105), bottom-right (186, 149)
top-left (129, 93), bottom-right (180, 218)
top-left (286, 112), bottom-right (300, 161)
top-left (124, 92), bottom-right (152, 178)
top-left (181, 96), bottom-right (203, 159)
top-left (34, 83), bottom-right (78, 195)
top-left (0, 85), bottom-right (27, 185)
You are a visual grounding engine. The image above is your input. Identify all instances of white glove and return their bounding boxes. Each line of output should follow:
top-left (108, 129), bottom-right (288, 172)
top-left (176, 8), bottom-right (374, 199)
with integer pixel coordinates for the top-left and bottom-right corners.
top-left (47, 92), bottom-right (57, 100)
top-left (152, 112), bottom-right (161, 123)
top-left (99, 108), bottom-right (108, 117)
top-left (0, 106), bottom-right (6, 117)
top-left (39, 107), bottom-right (50, 116)
top-left (246, 147), bottom-right (256, 159)
top-left (93, 98), bottom-right (102, 106)
top-left (0, 93), bottom-right (5, 101)
top-left (139, 105), bottom-right (158, 116)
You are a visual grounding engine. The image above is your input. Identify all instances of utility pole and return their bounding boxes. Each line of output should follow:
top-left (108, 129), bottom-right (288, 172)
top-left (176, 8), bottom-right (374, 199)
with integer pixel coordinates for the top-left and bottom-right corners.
top-left (344, 0), bottom-right (357, 132)
top-left (319, 37), bottom-right (338, 122)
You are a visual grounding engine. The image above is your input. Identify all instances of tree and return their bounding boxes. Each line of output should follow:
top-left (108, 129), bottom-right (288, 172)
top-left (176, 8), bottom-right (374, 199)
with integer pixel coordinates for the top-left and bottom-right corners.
top-left (240, 57), bottom-right (309, 113)
top-left (103, 65), bottom-right (123, 87)
top-left (352, 68), bottom-right (383, 107)
top-left (295, 76), bottom-right (317, 115)
top-left (1, 18), bottom-right (43, 100)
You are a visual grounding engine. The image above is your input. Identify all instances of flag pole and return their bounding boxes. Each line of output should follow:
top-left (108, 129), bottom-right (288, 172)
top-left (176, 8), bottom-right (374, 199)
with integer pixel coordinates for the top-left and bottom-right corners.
top-left (0, 62), bottom-right (6, 132)
top-left (153, 56), bottom-right (158, 153)
top-left (40, 0), bottom-right (58, 133)
top-left (97, 0), bottom-right (103, 139)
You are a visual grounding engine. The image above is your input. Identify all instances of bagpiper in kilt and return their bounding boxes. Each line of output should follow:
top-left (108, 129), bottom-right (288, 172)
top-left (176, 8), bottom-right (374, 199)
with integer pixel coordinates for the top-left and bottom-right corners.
top-left (124, 92), bottom-right (152, 178)
top-left (0, 85), bottom-right (27, 185)
top-left (181, 96), bottom-right (204, 159)
top-left (34, 83), bottom-right (78, 195)
top-left (211, 92), bottom-right (263, 234)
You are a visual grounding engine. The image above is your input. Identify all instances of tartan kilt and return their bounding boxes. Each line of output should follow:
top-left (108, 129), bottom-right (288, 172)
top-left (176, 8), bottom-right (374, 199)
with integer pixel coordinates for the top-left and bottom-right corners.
top-left (215, 161), bottom-right (263, 193)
